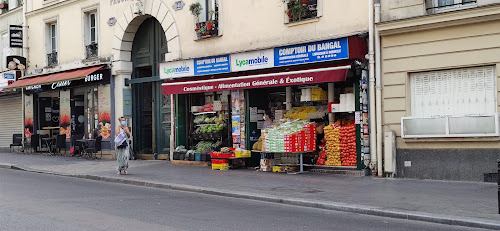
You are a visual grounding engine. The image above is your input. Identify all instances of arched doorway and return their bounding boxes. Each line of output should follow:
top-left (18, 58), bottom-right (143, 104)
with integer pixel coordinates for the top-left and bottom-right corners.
top-left (131, 17), bottom-right (168, 155)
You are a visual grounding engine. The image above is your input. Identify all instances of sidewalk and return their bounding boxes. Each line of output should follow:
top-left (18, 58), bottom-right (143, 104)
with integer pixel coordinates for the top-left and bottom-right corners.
top-left (1, 152), bottom-right (499, 230)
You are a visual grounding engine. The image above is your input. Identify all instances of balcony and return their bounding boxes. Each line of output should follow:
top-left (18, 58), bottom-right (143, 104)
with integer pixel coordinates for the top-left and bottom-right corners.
top-left (285, 0), bottom-right (318, 23)
top-left (425, 0), bottom-right (477, 14)
top-left (86, 43), bottom-right (98, 59)
top-left (195, 21), bottom-right (219, 39)
top-left (47, 52), bottom-right (58, 66)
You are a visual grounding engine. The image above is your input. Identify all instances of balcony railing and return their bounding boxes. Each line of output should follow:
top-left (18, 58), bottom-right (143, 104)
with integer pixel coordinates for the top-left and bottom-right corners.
top-left (86, 43), bottom-right (98, 59)
top-left (425, 0), bottom-right (477, 14)
top-left (47, 52), bottom-right (58, 66)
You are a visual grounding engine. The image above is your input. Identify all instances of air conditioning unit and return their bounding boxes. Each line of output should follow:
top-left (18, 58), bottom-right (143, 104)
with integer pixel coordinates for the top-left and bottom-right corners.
top-left (384, 130), bottom-right (396, 177)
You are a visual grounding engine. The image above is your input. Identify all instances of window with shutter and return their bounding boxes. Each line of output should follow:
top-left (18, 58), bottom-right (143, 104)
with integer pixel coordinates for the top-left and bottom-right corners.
top-left (403, 66), bottom-right (498, 138)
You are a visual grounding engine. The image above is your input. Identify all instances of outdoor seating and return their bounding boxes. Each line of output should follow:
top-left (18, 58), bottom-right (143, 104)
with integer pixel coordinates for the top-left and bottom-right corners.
top-left (10, 134), bottom-right (23, 153)
top-left (70, 134), bottom-right (84, 156)
top-left (27, 134), bottom-right (40, 154)
top-left (51, 134), bottom-right (67, 155)
top-left (39, 134), bottom-right (50, 153)
top-left (81, 136), bottom-right (102, 159)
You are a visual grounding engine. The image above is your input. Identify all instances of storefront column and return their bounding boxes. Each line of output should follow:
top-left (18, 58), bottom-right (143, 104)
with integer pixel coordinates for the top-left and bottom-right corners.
top-left (113, 74), bottom-right (132, 144)
top-left (286, 87), bottom-right (292, 111)
top-left (328, 83), bottom-right (335, 124)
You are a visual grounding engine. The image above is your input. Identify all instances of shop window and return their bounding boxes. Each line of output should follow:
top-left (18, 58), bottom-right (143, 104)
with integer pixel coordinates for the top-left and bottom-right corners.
top-left (426, 0), bottom-right (477, 13)
top-left (46, 23), bottom-right (58, 66)
top-left (402, 66), bottom-right (498, 138)
top-left (189, 0), bottom-right (219, 40)
top-left (84, 10), bottom-right (98, 59)
top-left (283, 0), bottom-right (320, 24)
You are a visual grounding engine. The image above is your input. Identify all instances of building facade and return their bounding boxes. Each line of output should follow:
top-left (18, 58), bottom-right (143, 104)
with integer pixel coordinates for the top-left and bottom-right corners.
top-left (0, 0), bottom-right (24, 149)
top-left (377, 0), bottom-right (500, 181)
top-left (7, 0), bottom-right (371, 165)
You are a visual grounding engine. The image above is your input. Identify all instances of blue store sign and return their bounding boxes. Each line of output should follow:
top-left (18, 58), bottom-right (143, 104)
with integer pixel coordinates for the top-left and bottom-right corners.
top-left (194, 55), bottom-right (230, 76)
top-left (274, 37), bottom-right (349, 66)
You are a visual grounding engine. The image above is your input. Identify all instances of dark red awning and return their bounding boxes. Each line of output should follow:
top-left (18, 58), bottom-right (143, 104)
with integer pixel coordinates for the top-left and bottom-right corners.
top-left (162, 65), bottom-right (351, 95)
top-left (4, 65), bottom-right (105, 90)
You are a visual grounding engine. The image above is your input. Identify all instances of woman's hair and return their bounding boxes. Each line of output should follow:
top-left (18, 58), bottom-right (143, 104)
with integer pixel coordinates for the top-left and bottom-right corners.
top-left (264, 110), bottom-right (273, 120)
top-left (118, 116), bottom-right (125, 121)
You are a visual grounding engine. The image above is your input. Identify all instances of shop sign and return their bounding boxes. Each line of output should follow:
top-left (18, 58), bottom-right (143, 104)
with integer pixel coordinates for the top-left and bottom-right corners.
top-left (274, 37), bottom-right (349, 66)
top-left (0, 71), bottom-right (16, 91)
top-left (162, 68), bottom-right (348, 95)
top-left (231, 49), bottom-right (274, 72)
top-left (85, 73), bottom-right (104, 82)
top-left (194, 55), bottom-right (230, 76)
top-left (6, 56), bottom-right (26, 70)
top-left (9, 25), bottom-right (23, 48)
top-left (51, 80), bottom-right (71, 89)
top-left (25, 85), bottom-right (42, 91)
top-left (159, 60), bottom-right (194, 79)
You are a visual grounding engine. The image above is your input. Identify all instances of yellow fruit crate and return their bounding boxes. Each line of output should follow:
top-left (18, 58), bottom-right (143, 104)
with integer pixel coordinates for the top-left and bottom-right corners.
top-left (212, 163), bottom-right (229, 170)
top-left (273, 166), bottom-right (284, 173)
top-left (235, 150), bottom-right (251, 158)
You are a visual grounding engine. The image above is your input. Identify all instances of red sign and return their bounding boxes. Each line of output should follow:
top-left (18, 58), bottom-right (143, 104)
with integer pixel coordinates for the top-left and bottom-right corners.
top-left (162, 68), bottom-right (348, 95)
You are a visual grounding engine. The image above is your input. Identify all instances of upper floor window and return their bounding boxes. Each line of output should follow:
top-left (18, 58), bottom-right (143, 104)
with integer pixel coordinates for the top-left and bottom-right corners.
top-left (283, 0), bottom-right (319, 23)
top-left (427, 0), bottom-right (477, 13)
top-left (84, 9), bottom-right (98, 59)
top-left (189, 0), bottom-right (219, 40)
top-left (47, 23), bottom-right (58, 66)
top-left (438, 0), bottom-right (475, 8)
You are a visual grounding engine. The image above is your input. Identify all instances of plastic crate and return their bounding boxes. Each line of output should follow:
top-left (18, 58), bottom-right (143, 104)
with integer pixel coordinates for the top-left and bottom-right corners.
top-left (212, 163), bottom-right (229, 170)
top-left (195, 153), bottom-right (202, 161)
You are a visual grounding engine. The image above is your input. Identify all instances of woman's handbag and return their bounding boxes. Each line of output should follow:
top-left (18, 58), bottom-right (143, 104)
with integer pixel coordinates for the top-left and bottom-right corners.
top-left (114, 131), bottom-right (127, 149)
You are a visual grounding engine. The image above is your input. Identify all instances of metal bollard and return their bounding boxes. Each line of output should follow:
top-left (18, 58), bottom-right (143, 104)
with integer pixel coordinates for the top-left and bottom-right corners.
top-left (498, 159), bottom-right (500, 214)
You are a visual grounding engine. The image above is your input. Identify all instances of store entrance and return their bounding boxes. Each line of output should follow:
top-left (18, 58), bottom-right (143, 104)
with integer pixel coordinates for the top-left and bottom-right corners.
top-left (131, 17), bottom-right (168, 156)
top-left (71, 95), bottom-right (85, 138)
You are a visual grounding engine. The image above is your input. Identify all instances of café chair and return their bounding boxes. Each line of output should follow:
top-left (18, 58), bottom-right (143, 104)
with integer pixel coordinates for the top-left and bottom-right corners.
top-left (10, 134), bottom-right (23, 153)
top-left (51, 134), bottom-right (67, 155)
top-left (27, 134), bottom-right (40, 154)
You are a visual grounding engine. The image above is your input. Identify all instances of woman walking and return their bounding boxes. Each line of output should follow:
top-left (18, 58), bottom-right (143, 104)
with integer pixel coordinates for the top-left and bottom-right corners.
top-left (115, 117), bottom-right (131, 175)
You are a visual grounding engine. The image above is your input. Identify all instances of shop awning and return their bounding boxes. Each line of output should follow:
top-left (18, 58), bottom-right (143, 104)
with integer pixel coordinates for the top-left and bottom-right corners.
top-left (4, 65), bottom-right (105, 90)
top-left (162, 65), bottom-right (351, 95)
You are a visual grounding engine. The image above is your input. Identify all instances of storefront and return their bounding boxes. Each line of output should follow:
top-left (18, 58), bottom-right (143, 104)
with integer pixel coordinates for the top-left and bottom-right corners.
top-left (162, 36), bottom-right (370, 172)
top-left (0, 70), bottom-right (22, 149)
top-left (4, 65), bottom-right (114, 152)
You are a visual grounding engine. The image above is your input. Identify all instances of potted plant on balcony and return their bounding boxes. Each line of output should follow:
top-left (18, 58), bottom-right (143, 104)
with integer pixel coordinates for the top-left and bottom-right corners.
top-left (0, 1), bottom-right (8, 9)
top-left (189, 2), bottom-right (203, 29)
top-left (286, 0), bottom-right (305, 22)
top-left (206, 10), bottom-right (215, 31)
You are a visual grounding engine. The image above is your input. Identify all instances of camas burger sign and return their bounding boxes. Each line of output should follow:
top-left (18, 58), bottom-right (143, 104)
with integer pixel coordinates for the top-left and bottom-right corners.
top-left (24, 69), bottom-right (110, 92)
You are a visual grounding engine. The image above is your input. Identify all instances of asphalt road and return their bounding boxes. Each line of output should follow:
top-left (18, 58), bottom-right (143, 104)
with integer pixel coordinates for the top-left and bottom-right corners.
top-left (0, 168), bottom-right (490, 231)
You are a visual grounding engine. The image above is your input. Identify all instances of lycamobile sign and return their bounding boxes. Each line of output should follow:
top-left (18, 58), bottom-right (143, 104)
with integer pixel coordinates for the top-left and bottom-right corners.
top-left (231, 49), bottom-right (274, 72)
top-left (159, 61), bottom-right (194, 79)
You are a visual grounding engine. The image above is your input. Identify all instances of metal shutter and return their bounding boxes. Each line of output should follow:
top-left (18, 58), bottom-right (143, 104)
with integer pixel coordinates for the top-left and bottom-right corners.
top-left (0, 95), bottom-right (23, 147)
top-left (411, 66), bottom-right (496, 117)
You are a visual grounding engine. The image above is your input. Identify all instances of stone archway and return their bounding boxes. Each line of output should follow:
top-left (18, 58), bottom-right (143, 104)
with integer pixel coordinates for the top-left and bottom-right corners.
top-left (112, 0), bottom-right (181, 77)
top-left (110, 0), bottom-right (181, 156)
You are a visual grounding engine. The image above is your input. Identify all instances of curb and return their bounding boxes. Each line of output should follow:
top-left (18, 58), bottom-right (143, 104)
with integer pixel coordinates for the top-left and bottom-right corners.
top-left (2, 163), bottom-right (500, 230)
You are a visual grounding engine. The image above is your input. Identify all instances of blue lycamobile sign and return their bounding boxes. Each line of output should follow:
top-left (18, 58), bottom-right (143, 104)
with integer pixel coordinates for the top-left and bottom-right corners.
top-left (274, 37), bottom-right (349, 66)
top-left (194, 55), bottom-right (230, 76)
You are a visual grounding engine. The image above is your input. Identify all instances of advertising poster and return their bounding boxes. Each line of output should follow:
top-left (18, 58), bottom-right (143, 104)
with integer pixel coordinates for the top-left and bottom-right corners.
top-left (24, 94), bottom-right (34, 139)
top-left (59, 90), bottom-right (71, 140)
top-left (98, 85), bottom-right (112, 139)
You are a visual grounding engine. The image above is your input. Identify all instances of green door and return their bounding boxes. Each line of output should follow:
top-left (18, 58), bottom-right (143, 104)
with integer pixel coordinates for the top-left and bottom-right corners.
top-left (131, 17), bottom-right (169, 156)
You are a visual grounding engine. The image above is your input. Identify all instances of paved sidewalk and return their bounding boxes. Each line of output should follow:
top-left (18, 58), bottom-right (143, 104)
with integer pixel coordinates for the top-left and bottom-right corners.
top-left (1, 152), bottom-right (499, 229)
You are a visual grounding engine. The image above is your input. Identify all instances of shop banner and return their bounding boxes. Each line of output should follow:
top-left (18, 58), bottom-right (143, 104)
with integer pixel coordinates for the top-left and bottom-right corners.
top-left (159, 60), bottom-right (194, 79)
top-left (60, 90), bottom-right (71, 140)
top-left (24, 94), bottom-right (34, 139)
top-left (0, 71), bottom-right (16, 91)
top-left (162, 68), bottom-right (348, 95)
top-left (230, 49), bottom-right (274, 72)
top-left (274, 37), bottom-right (349, 66)
top-left (98, 85), bottom-right (112, 139)
top-left (9, 25), bottom-right (23, 48)
top-left (194, 55), bottom-right (230, 76)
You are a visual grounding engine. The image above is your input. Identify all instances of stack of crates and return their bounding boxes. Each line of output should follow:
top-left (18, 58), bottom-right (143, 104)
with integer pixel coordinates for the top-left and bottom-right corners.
top-left (211, 159), bottom-right (229, 170)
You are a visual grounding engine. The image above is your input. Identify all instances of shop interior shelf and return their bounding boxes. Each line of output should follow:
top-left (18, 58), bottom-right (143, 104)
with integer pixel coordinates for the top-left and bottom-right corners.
top-left (303, 164), bottom-right (357, 169)
top-left (195, 124), bottom-right (220, 126)
top-left (192, 111), bottom-right (220, 115)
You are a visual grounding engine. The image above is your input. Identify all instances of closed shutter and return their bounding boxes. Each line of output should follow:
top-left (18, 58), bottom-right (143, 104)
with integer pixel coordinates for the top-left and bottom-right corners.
top-left (411, 66), bottom-right (496, 117)
top-left (0, 95), bottom-right (23, 148)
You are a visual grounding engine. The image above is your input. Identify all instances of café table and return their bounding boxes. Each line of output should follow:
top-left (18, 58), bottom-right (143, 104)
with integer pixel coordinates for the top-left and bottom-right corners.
top-left (41, 137), bottom-right (56, 155)
top-left (76, 139), bottom-right (96, 158)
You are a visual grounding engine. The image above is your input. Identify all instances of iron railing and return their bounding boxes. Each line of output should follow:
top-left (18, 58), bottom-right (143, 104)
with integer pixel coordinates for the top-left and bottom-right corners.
top-left (47, 52), bottom-right (58, 66)
top-left (86, 43), bottom-right (98, 59)
top-left (425, 0), bottom-right (477, 12)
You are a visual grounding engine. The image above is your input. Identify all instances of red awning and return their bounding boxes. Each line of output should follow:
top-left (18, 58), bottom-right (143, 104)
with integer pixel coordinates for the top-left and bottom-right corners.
top-left (4, 65), bottom-right (105, 90)
top-left (162, 65), bottom-right (351, 95)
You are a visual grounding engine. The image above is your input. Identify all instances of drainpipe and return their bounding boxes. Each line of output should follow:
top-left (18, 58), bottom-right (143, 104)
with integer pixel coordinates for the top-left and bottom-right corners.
top-left (368, 0), bottom-right (378, 175)
top-left (375, 1), bottom-right (383, 177)
top-left (22, 0), bottom-right (28, 58)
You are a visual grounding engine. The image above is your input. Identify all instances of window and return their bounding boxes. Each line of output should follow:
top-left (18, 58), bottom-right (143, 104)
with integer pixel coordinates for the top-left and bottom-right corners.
top-left (50, 24), bottom-right (56, 53)
top-left (402, 66), bottom-right (498, 138)
top-left (193, 0), bottom-right (219, 39)
top-left (284, 0), bottom-right (319, 23)
top-left (200, 0), bottom-right (215, 22)
top-left (89, 13), bottom-right (97, 44)
top-left (85, 11), bottom-right (98, 58)
top-left (47, 23), bottom-right (57, 66)
top-left (438, 0), bottom-right (475, 8)
top-left (427, 0), bottom-right (476, 13)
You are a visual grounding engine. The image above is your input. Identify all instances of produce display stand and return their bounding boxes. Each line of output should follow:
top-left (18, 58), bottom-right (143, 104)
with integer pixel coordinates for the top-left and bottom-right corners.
top-left (210, 150), bottom-right (251, 170)
top-left (253, 150), bottom-right (315, 174)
